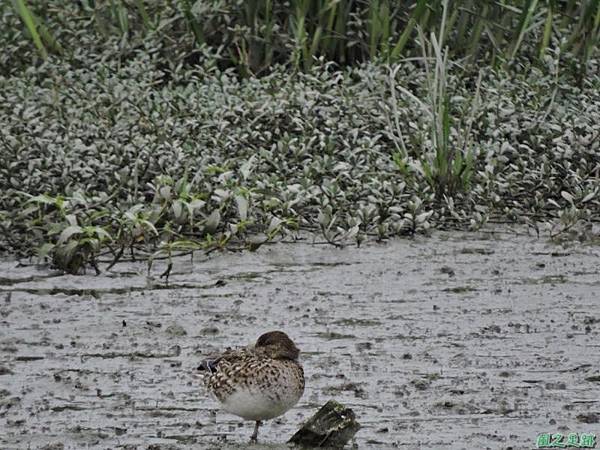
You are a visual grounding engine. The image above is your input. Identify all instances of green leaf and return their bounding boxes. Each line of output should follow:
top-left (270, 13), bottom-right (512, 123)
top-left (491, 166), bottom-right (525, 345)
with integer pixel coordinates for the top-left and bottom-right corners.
top-left (26, 193), bottom-right (56, 205)
top-left (235, 195), bottom-right (249, 221)
top-left (204, 210), bottom-right (221, 233)
top-left (159, 186), bottom-right (172, 201)
top-left (65, 214), bottom-right (78, 226)
top-left (140, 220), bottom-right (159, 235)
top-left (57, 225), bottom-right (83, 245)
top-left (189, 199), bottom-right (206, 210)
top-left (239, 155), bottom-right (256, 180)
top-left (582, 192), bottom-right (596, 203)
top-left (87, 226), bottom-right (112, 241)
top-left (38, 243), bottom-right (55, 258)
top-left (416, 211), bottom-right (433, 223)
top-left (172, 200), bottom-right (184, 221)
top-left (561, 191), bottom-right (574, 204)
top-left (267, 217), bottom-right (283, 235)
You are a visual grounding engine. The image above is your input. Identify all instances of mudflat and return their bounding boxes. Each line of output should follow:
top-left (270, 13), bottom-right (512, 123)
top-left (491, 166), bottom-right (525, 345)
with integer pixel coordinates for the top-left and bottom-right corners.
top-left (1, 229), bottom-right (599, 449)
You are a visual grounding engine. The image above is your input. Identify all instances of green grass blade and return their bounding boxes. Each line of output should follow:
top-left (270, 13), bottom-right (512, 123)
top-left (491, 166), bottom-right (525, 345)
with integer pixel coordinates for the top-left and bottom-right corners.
top-left (180, 0), bottom-right (204, 46)
top-left (134, 0), bottom-right (153, 30)
top-left (563, 0), bottom-right (600, 63)
top-left (389, 0), bottom-right (428, 61)
top-left (539, 0), bottom-right (555, 58)
top-left (509, 0), bottom-right (540, 61)
top-left (37, 22), bottom-right (63, 55)
top-left (467, 4), bottom-right (488, 62)
top-left (12, 0), bottom-right (47, 58)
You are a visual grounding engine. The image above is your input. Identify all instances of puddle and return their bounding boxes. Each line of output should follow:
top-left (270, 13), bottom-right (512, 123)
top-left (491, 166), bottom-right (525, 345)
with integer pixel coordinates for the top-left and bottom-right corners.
top-left (0, 228), bottom-right (599, 448)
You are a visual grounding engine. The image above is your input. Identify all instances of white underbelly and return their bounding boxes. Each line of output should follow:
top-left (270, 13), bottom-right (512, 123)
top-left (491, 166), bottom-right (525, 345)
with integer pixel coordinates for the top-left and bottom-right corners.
top-left (221, 386), bottom-right (302, 421)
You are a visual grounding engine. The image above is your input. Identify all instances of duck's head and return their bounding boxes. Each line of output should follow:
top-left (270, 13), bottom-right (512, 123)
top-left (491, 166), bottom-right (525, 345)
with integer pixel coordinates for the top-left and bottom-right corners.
top-left (255, 330), bottom-right (300, 361)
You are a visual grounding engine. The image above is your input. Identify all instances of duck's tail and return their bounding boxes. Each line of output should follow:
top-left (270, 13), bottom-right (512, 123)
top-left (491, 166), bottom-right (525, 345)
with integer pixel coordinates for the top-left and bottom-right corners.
top-left (197, 358), bottom-right (219, 374)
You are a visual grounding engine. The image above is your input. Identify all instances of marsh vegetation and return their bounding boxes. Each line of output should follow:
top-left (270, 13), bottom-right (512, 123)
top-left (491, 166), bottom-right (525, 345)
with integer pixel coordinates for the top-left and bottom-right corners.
top-left (1, 1), bottom-right (599, 271)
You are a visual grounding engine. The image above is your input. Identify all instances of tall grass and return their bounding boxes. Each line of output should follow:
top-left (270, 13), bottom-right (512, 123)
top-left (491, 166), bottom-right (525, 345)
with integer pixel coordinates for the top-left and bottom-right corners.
top-left (389, 0), bottom-right (477, 198)
top-left (7, 0), bottom-right (599, 71)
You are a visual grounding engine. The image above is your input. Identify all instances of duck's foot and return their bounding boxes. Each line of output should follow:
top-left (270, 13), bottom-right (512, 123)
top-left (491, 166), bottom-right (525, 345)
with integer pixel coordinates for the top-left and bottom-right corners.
top-left (250, 420), bottom-right (262, 442)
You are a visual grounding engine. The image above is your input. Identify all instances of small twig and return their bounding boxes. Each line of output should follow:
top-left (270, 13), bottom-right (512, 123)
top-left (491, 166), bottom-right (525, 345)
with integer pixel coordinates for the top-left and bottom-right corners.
top-left (105, 244), bottom-right (125, 271)
top-left (90, 257), bottom-right (101, 275)
top-left (159, 262), bottom-right (173, 282)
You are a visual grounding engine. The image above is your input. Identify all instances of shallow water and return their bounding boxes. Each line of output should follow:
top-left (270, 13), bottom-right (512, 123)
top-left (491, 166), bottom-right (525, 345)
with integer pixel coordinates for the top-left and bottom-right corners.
top-left (1, 229), bottom-right (599, 449)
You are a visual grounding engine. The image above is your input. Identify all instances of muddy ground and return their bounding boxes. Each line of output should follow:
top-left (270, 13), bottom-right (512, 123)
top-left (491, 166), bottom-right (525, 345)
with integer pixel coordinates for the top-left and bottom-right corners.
top-left (1, 228), bottom-right (599, 449)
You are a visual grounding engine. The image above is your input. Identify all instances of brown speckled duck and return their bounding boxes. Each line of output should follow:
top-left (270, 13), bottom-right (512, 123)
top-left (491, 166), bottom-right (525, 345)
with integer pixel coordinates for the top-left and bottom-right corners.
top-left (197, 331), bottom-right (305, 442)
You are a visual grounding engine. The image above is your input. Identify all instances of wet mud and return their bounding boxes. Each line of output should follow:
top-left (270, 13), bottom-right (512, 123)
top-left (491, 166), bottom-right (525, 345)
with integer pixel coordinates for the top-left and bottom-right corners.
top-left (1, 229), bottom-right (599, 449)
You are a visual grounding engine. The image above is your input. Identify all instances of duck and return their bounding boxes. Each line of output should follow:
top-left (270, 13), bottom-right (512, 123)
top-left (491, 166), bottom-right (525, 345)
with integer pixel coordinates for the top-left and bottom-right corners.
top-left (198, 330), bottom-right (305, 442)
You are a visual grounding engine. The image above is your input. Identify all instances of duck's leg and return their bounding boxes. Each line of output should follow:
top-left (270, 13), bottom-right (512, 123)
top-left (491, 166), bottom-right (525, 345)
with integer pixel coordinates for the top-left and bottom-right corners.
top-left (250, 420), bottom-right (262, 442)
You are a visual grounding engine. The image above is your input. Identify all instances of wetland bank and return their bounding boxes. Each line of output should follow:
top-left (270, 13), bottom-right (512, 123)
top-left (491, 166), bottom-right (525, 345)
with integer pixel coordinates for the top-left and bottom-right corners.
top-left (1, 1), bottom-right (600, 449)
top-left (1, 228), bottom-right (600, 449)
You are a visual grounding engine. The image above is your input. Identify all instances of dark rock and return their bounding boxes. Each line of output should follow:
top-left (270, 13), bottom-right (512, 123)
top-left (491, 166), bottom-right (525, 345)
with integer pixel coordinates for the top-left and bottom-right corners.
top-left (577, 413), bottom-right (600, 424)
top-left (39, 444), bottom-right (64, 450)
top-left (165, 324), bottom-right (187, 337)
top-left (439, 266), bottom-right (455, 276)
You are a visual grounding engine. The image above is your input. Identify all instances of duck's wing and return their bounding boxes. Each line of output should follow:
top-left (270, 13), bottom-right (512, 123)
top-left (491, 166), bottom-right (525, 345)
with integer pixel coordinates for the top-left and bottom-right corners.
top-left (202, 349), bottom-right (271, 399)
top-left (197, 347), bottom-right (254, 374)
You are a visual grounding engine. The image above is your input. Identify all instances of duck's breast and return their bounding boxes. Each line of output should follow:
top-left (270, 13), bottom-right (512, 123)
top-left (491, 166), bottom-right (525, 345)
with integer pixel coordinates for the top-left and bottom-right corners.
top-left (218, 359), bottom-right (304, 421)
